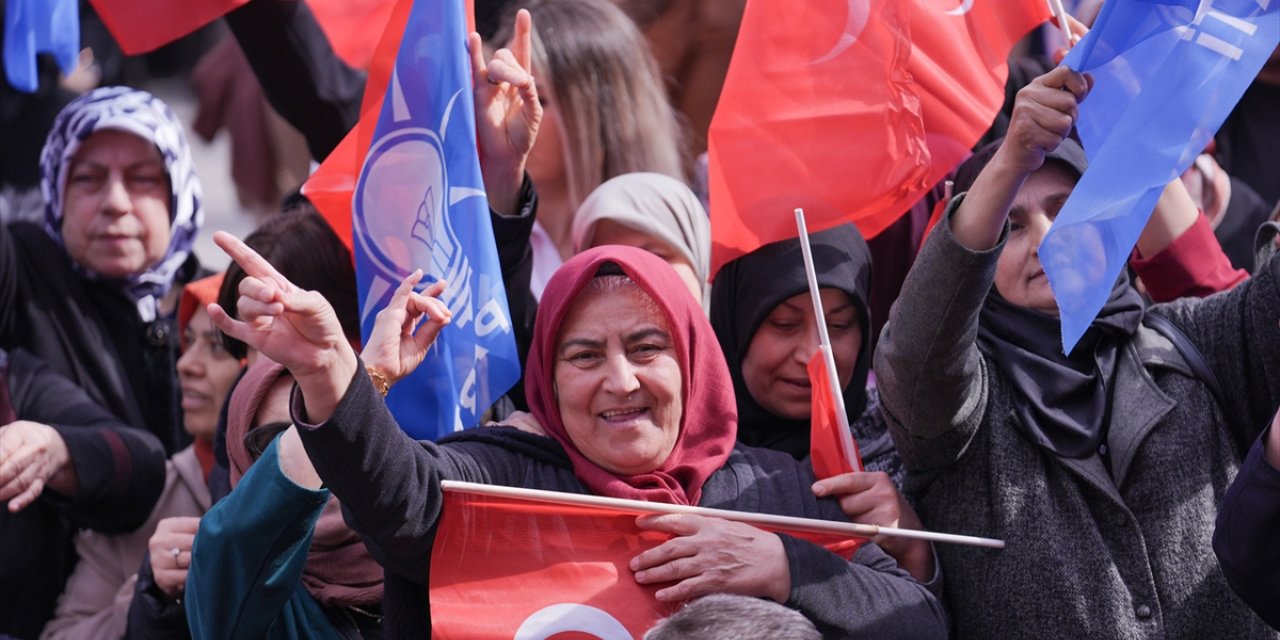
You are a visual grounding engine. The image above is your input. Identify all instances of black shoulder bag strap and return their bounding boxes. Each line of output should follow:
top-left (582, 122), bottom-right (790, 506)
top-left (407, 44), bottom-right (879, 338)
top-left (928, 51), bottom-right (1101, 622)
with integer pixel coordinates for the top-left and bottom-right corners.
top-left (1142, 312), bottom-right (1224, 410)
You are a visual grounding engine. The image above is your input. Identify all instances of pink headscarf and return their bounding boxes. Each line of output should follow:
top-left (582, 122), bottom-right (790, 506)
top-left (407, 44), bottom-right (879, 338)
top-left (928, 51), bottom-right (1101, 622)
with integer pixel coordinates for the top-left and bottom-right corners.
top-left (525, 246), bottom-right (737, 506)
top-left (226, 359), bottom-right (383, 607)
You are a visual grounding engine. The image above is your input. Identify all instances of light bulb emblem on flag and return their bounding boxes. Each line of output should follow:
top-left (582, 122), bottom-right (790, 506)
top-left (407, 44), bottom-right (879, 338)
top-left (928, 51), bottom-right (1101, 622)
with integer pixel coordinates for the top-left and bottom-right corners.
top-left (348, 0), bottom-right (521, 438)
top-left (354, 93), bottom-right (478, 330)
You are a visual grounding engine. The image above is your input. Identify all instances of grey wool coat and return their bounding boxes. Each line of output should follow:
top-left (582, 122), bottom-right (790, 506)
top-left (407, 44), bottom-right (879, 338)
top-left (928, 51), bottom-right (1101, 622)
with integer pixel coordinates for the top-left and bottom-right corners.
top-left (874, 201), bottom-right (1280, 640)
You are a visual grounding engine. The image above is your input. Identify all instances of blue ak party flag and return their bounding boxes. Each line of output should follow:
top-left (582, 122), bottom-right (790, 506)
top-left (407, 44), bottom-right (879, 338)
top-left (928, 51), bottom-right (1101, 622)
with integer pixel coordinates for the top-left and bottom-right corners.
top-left (353, 0), bottom-right (520, 438)
top-left (1041, 0), bottom-right (1278, 353)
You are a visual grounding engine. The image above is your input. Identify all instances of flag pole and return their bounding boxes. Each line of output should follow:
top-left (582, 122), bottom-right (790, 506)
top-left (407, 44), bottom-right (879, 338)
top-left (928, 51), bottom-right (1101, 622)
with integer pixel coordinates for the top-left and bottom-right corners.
top-left (1049, 0), bottom-right (1075, 47)
top-left (794, 208), bottom-right (863, 473)
top-left (442, 480), bottom-right (1006, 549)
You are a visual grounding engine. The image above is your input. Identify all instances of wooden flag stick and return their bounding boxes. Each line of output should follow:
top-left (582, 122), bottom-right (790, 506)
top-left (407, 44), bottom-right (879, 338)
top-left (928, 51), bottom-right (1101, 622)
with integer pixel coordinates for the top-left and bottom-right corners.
top-left (794, 208), bottom-right (862, 473)
top-left (442, 481), bottom-right (1006, 548)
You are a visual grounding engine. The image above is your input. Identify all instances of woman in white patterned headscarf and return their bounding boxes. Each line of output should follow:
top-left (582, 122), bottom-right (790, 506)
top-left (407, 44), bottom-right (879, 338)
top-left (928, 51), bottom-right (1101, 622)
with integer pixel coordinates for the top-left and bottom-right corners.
top-left (0, 86), bottom-right (205, 456)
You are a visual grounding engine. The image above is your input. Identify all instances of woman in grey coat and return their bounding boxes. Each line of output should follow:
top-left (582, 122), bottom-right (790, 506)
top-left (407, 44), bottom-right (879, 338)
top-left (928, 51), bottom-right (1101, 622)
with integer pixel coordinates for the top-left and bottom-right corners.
top-left (875, 65), bottom-right (1280, 639)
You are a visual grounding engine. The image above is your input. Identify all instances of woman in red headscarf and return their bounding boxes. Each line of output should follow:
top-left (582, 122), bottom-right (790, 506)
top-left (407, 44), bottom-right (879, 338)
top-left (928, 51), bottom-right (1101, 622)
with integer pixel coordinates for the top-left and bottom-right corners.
top-left (208, 233), bottom-right (945, 639)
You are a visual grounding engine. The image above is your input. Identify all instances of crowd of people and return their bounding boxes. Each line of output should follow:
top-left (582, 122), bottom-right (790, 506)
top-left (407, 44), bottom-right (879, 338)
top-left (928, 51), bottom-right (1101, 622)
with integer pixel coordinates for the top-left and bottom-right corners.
top-left (1, 0), bottom-right (1278, 638)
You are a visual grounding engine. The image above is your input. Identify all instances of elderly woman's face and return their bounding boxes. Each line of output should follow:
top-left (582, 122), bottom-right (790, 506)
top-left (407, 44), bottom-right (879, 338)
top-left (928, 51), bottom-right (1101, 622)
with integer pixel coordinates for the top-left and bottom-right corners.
top-left (62, 129), bottom-right (171, 278)
top-left (554, 280), bottom-right (683, 475)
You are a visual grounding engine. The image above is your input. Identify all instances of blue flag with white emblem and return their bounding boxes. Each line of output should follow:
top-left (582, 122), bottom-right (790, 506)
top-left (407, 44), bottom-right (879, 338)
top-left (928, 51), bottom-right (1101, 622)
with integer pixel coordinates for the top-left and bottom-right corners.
top-left (1040, 0), bottom-right (1278, 353)
top-left (353, 0), bottom-right (520, 438)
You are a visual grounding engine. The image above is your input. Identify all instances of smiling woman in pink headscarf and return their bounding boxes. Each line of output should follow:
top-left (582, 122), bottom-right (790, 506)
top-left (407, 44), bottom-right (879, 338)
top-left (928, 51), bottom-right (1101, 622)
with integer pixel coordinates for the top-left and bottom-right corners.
top-left (206, 232), bottom-right (946, 639)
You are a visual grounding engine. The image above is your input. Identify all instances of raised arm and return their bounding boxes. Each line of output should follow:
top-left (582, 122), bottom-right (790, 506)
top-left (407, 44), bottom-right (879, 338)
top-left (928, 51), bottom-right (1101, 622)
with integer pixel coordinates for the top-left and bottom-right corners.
top-left (1130, 179), bottom-right (1247, 302)
top-left (223, 0), bottom-right (365, 161)
top-left (470, 9), bottom-right (542, 216)
top-left (874, 66), bottom-right (1091, 474)
top-left (208, 232), bottom-right (517, 583)
top-left (186, 437), bottom-right (329, 640)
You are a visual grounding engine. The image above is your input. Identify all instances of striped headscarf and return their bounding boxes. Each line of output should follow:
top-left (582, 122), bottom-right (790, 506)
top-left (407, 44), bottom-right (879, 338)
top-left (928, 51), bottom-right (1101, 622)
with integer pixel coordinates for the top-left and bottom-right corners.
top-left (40, 86), bottom-right (204, 321)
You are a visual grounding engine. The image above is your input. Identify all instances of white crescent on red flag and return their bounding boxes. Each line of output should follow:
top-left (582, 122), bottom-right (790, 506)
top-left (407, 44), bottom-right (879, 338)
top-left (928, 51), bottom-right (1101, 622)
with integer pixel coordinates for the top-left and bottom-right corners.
top-left (428, 485), bottom-right (866, 638)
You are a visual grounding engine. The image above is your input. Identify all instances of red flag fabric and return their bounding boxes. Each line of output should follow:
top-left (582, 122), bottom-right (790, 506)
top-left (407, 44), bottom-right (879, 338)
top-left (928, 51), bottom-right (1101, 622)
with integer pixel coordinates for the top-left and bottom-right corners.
top-left (708, 0), bottom-right (929, 274)
top-left (300, 0), bottom-right (476, 249)
top-left (307, 0), bottom-right (398, 69)
top-left (807, 348), bottom-right (862, 479)
top-left (88, 0), bottom-right (248, 55)
top-left (708, 0), bottom-right (1050, 274)
top-left (429, 486), bottom-right (865, 638)
top-left (300, 0), bottom-right (415, 249)
top-left (909, 0), bottom-right (1052, 191)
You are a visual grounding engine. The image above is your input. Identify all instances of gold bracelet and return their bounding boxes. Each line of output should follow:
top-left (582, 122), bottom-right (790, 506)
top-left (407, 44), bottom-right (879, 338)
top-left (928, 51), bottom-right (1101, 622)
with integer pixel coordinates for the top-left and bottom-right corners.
top-left (367, 366), bottom-right (392, 397)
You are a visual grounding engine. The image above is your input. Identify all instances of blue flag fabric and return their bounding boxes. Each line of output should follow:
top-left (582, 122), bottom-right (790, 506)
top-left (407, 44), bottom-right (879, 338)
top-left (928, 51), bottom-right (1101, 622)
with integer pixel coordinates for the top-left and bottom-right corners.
top-left (353, 0), bottom-right (520, 438)
top-left (1042, 0), bottom-right (1278, 353)
top-left (3, 0), bottom-right (79, 92)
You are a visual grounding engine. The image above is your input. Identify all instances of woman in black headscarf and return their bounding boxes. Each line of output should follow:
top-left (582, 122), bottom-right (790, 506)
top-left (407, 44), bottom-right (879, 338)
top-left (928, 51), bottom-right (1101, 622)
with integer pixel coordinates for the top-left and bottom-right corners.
top-left (710, 224), bottom-right (933, 584)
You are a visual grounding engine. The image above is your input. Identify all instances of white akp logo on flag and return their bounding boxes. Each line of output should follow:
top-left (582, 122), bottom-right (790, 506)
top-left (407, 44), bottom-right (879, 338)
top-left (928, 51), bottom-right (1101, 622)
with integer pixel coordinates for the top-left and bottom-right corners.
top-left (351, 42), bottom-right (520, 436)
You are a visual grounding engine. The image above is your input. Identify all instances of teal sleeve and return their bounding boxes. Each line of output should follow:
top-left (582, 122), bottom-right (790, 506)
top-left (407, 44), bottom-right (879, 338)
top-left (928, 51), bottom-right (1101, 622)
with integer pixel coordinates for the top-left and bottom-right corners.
top-left (186, 437), bottom-right (342, 640)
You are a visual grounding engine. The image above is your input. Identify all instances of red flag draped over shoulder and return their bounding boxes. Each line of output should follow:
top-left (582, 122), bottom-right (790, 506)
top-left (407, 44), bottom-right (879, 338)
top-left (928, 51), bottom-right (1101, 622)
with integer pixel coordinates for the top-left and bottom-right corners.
top-left (708, 0), bottom-right (929, 274)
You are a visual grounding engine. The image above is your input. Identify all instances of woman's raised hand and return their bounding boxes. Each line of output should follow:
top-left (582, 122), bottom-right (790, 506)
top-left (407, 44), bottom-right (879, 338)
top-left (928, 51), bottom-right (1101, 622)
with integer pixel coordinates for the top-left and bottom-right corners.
top-left (951, 65), bottom-right (1093, 251)
top-left (1000, 65), bottom-right (1092, 175)
top-left (360, 270), bottom-right (453, 386)
top-left (208, 231), bottom-right (357, 422)
top-left (470, 9), bottom-right (542, 214)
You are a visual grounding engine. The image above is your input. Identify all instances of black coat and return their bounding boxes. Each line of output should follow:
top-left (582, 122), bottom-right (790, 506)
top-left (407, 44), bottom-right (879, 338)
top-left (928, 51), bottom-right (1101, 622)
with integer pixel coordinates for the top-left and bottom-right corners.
top-left (0, 349), bottom-right (165, 639)
top-left (294, 370), bottom-right (948, 639)
top-left (1215, 426), bottom-right (1280, 631)
top-left (0, 221), bottom-right (193, 454)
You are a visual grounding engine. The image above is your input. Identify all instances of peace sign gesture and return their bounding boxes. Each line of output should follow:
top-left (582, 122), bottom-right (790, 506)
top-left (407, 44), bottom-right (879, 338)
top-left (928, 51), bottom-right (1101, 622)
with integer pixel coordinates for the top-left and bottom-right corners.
top-left (471, 9), bottom-right (542, 214)
top-left (208, 230), bottom-right (359, 421)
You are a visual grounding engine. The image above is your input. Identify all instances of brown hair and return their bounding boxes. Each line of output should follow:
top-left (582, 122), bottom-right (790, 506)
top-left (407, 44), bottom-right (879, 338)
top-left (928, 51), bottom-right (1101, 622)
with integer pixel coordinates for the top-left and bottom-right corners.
top-left (217, 202), bottom-right (361, 359)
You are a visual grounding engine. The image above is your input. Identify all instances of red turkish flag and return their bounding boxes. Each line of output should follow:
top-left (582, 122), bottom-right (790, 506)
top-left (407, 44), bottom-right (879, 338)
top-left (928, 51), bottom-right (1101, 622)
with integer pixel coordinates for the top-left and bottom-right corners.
top-left (300, 0), bottom-right (416, 250)
top-left (808, 348), bottom-right (863, 479)
top-left (429, 485), bottom-right (865, 638)
top-left (910, 0), bottom-right (1052, 189)
top-left (307, 0), bottom-right (399, 69)
top-left (707, 0), bottom-right (1049, 274)
top-left (708, 0), bottom-right (929, 274)
top-left (88, 0), bottom-right (249, 54)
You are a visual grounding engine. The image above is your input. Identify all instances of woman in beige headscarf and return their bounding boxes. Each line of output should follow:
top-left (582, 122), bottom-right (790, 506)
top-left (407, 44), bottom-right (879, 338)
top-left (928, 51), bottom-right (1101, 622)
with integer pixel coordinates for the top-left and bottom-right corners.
top-left (572, 172), bottom-right (711, 305)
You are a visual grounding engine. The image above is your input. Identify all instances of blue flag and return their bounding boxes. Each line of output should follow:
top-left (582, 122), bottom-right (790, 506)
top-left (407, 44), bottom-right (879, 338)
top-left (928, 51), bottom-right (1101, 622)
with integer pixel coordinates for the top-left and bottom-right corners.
top-left (3, 0), bottom-right (79, 92)
top-left (1041, 0), bottom-right (1278, 353)
top-left (353, 0), bottom-right (521, 438)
